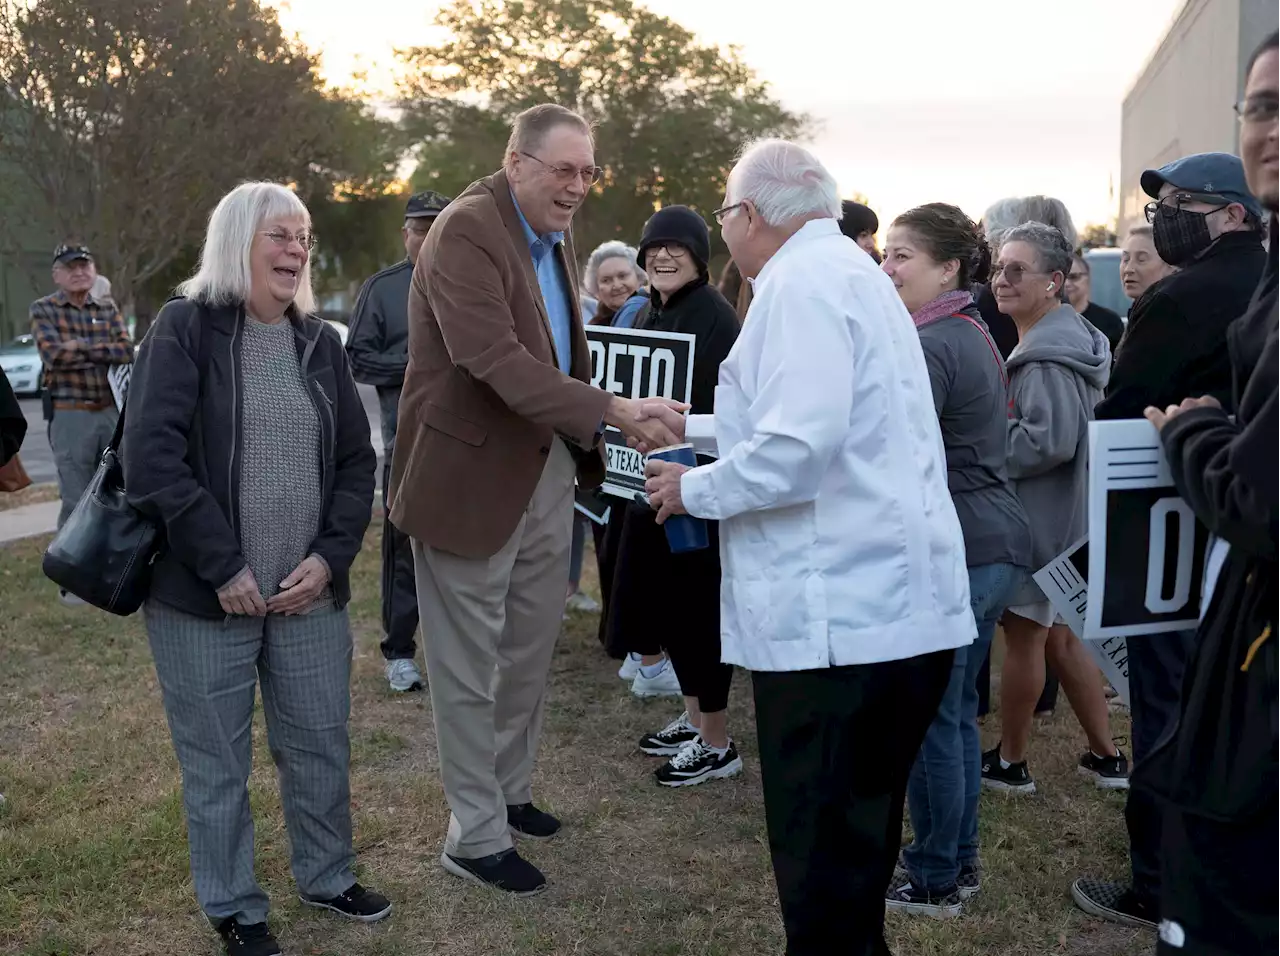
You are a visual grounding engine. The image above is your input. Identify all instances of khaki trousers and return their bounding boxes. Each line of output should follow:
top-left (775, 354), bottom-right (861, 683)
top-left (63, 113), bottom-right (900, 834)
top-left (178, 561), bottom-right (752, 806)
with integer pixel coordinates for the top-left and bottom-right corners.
top-left (412, 440), bottom-right (576, 858)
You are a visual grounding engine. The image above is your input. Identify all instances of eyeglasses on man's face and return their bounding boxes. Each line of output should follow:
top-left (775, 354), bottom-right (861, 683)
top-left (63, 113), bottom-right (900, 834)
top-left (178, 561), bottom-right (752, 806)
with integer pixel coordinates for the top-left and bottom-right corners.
top-left (1234, 94), bottom-right (1278, 125)
top-left (261, 229), bottom-right (317, 250)
top-left (1143, 191), bottom-right (1229, 223)
top-left (520, 151), bottom-right (603, 186)
top-left (645, 243), bottom-right (688, 263)
top-left (712, 201), bottom-right (747, 225)
top-left (990, 262), bottom-right (1046, 285)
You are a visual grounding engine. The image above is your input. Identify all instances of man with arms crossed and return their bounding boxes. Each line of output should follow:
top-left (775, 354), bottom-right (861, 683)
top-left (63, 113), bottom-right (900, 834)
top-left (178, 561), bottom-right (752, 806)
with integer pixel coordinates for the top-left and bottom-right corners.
top-left (390, 104), bottom-right (680, 896)
top-left (641, 140), bottom-right (975, 955)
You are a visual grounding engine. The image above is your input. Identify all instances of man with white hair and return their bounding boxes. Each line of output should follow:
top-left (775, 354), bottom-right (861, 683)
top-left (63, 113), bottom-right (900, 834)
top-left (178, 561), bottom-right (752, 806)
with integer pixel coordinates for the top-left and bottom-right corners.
top-left (640, 140), bottom-right (975, 953)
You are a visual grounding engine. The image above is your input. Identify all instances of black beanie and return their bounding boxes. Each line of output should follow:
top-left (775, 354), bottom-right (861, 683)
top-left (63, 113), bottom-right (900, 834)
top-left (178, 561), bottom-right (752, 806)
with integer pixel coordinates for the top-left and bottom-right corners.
top-left (637, 205), bottom-right (711, 271)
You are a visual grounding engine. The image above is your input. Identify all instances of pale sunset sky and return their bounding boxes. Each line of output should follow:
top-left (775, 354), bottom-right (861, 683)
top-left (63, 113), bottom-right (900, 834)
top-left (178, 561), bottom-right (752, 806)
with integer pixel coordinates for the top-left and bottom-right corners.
top-left (266, 0), bottom-right (1186, 230)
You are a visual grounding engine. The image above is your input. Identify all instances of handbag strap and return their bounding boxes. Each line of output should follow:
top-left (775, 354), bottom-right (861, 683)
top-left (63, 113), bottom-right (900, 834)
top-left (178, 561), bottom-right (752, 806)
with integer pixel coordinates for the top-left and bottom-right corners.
top-left (951, 312), bottom-right (1008, 389)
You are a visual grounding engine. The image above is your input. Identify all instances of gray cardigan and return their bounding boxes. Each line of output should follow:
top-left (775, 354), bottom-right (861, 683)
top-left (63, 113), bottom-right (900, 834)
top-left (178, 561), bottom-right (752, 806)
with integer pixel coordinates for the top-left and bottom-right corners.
top-left (1005, 304), bottom-right (1112, 580)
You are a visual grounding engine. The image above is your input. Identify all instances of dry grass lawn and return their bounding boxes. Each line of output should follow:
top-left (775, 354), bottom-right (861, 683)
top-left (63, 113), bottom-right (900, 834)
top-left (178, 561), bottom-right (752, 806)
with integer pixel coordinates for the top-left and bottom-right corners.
top-left (0, 525), bottom-right (1155, 955)
top-left (0, 483), bottom-right (60, 513)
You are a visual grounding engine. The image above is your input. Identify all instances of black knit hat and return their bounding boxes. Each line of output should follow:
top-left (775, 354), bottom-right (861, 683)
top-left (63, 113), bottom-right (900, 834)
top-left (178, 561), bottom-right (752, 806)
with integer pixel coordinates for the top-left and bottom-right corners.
top-left (637, 205), bottom-right (711, 271)
top-left (839, 201), bottom-right (879, 240)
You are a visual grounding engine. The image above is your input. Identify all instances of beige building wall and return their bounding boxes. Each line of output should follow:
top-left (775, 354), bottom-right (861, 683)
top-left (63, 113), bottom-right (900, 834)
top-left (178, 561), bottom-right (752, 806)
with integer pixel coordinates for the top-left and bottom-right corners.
top-left (1119, 0), bottom-right (1278, 235)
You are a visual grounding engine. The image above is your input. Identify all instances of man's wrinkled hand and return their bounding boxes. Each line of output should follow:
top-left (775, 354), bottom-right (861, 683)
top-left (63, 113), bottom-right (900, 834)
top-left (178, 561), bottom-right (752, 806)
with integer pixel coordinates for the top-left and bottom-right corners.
top-left (644, 458), bottom-right (690, 525)
top-left (217, 567), bottom-right (267, 617)
top-left (1144, 395), bottom-right (1222, 433)
top-left (266, 555), bottom-right (331, 616)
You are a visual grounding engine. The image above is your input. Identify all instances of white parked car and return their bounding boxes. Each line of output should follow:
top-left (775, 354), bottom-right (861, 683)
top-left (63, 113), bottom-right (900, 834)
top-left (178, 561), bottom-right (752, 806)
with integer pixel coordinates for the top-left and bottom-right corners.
top-left (0, 335), bottom-right (43, 397)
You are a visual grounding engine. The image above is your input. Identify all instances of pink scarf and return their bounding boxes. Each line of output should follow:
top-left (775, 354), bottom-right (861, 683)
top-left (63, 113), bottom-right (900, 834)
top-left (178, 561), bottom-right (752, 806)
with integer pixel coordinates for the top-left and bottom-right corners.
top-left (911, 289), bottom-right (974, 329)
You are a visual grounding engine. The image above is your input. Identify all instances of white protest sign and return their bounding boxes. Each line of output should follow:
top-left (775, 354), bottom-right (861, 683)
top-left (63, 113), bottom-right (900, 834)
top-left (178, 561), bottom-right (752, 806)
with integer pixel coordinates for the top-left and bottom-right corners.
top-left (1085, 420), bottom-right (1209, 639)
top-left (1033, 537), bottom-right (1129, 703)
top-left (107, 363), bottom-right (130, 412)
top-left (585, 325), bottom-right (696, 499)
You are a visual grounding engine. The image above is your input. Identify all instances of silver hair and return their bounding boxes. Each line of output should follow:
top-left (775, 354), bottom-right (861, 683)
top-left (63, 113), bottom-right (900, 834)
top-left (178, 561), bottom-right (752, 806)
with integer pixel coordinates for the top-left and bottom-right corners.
top-left (177, 182), bottom-right (316, 314)
top-left (504, 104), bottom-right (593, 165)
top-left (729, 139), bottom-right (842, 227)
top-left (983, 195), bottom-right (1078, 251)
top-left (582, 240), bottom-right (645, 296)
top-left (1002, 221), bottom-right (1074, 300)
top-left (1125, 224), bottom-right (1154, 240)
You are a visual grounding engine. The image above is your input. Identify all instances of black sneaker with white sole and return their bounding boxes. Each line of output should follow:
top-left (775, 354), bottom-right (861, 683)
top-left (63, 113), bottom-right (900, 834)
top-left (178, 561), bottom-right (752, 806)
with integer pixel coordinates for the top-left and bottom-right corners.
top-left (980, 744), bottom-right (1036, 794)
top-left (957, 860), bottom-right (981, 901)
top-left (216, 918), bottom-right (281, 956)
top-left (507, 802), bottom-right (561, 841)
top-left (1078, 749), bottom-right (1129, 790)
top-left (654, 738), bottom-right (743, 787)
top-left (440, 848), bottom-right (547, 897)
top-left (1071, 878), bottom-right (1157, 929)
top-left (885, 881), bottom-right (963, 918)
top-left (638, 711), bottom-right (700, 756)
top-left (300, 881), bottom-right (392, 922)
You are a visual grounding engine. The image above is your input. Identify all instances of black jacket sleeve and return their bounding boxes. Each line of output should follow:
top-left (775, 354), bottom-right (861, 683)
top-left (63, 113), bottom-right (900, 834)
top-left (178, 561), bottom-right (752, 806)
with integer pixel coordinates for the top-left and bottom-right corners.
top-left (1096, 291), bottom-right (1194, 420)
top-left (307, 336), bottom-right (376, 578)
top-left (0, 367), bottom-right (26, 466)
top-left (1160, 393), bottom-right (1278, 562)
top-left (346, 274), bottom-right (407, 386)
top-left (123, 305), bottom-right (248, 591)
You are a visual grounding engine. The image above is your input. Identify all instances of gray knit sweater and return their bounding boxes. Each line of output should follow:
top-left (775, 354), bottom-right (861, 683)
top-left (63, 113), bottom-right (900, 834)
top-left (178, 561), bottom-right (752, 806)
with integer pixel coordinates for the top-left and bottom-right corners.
top-left (239, 317), bottom-right (328, 606)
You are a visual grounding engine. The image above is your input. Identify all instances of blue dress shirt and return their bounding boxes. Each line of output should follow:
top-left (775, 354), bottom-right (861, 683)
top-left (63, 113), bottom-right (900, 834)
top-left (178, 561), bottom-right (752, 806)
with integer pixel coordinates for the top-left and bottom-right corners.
top-left (511, 191), bottom-right (573, 372)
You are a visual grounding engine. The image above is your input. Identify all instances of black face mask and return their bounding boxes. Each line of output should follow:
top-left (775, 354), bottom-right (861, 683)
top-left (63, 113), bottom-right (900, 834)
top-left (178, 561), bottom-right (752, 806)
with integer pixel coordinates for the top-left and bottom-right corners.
top-left (1151, 207), bottom-right (1215, 266)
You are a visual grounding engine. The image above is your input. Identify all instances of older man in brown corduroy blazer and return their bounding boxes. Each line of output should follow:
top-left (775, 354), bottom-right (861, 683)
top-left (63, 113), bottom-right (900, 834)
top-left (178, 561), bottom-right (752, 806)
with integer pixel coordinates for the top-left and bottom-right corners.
top-left (389, 104), bottom-right (682, 896)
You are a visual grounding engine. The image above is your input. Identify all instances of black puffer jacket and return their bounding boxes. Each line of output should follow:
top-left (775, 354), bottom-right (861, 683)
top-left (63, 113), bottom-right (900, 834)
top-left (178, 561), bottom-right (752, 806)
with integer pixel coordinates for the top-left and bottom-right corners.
top-left (123, 298), bottom-right (376, 618)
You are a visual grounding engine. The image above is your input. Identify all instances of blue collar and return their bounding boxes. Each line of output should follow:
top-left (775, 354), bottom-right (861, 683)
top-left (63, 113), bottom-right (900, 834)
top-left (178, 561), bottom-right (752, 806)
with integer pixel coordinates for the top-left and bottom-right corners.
top-left (510, 189), bottom-right (565, 250)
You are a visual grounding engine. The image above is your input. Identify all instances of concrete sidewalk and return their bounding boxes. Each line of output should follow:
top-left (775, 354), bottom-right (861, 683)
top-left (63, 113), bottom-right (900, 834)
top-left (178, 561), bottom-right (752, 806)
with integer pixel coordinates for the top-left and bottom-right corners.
top-left (0, 500), bottom-right (59, 546)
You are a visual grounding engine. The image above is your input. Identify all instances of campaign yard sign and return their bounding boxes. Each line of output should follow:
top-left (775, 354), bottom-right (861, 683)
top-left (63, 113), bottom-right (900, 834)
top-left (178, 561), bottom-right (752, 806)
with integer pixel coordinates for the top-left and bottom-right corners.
top-left (1033, 537), bottom-right (1130, 703)
top-left (1085, 420), bottom-right (1209, 639)
top-left (585, 325), bottom-right (695, 499)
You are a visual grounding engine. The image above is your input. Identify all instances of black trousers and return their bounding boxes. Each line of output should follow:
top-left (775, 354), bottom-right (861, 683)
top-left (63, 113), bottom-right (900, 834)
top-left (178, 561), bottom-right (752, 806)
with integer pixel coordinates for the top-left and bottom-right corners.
top-left (1125, 629), bottom-right (1196, 906)
top-left (379, 451), bottom-right (419, 661)
top-left (666, 632), bottom-right (733, 713)
top-left (752, 650), bottom-right (954, 956)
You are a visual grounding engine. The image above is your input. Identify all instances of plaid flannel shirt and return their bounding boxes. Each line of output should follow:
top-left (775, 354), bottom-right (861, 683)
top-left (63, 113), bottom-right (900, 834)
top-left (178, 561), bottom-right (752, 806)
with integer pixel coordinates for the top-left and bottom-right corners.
top-left (30, 290), bottom-right (134, 407)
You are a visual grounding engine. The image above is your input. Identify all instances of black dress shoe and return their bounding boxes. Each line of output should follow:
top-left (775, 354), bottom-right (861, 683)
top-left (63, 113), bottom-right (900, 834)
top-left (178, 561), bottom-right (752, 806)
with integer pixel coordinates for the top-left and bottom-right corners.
top-left (440, 848), bottom-right (547, 896)
top-left (507, 802), bottom-right (561, 841)
top-left (300, 881), bottom-right (392, 922)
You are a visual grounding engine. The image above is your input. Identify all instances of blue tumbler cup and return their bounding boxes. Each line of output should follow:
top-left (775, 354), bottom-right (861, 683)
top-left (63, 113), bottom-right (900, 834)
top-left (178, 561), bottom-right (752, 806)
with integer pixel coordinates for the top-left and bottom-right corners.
top-left (646, 443), bottom-right (709, 553)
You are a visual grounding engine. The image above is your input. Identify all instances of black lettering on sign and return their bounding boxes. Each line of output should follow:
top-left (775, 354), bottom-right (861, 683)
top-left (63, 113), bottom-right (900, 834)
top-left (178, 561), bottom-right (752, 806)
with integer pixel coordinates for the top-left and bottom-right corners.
top-left (1100, 488), bottom-right (1208, 629)
top-left (584, 326), bottom-right (697, 499)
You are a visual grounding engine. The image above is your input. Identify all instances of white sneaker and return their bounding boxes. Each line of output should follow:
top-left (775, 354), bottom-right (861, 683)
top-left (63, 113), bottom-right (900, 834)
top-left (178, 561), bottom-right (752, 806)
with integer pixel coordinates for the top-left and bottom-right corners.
top-left (617, 653), bottom-right (642, 681)
top-left (565, 591), bottom-right (601, 613)
top-left (631, 660), bottom-right (682, 698)
top-left (386, 658), bottom-right (424, 692)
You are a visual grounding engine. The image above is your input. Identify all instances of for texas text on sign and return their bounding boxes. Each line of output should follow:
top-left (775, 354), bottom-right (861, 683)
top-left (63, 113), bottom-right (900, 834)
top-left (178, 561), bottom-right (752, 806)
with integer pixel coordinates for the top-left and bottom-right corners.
top-left (585, 325), bottom-right (696, 499)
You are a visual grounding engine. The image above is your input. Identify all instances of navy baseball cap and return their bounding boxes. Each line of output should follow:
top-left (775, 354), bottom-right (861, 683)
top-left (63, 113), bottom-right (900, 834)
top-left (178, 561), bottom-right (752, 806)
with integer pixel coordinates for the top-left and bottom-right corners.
top-left (1140, 152), bottom-right (1263, 219)
top-left (52, 243), bottom-right (93, 266)
top-left (405, 191), bottom-right (451, 218)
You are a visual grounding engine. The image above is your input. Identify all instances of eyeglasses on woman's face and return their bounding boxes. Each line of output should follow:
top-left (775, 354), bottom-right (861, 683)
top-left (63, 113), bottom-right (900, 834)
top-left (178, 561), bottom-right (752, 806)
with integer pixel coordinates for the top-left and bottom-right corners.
top-left (645, 243), bottom-right (688, 263)
top-left (260, 229), bottom-right (317, 251)
top-left (989, 262), bottom-right (1046, 285)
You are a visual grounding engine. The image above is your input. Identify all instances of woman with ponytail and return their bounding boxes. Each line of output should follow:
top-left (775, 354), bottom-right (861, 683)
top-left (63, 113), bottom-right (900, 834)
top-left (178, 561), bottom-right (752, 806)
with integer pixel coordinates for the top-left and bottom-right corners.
top-left (880, 203), bottom-right (1033, 917)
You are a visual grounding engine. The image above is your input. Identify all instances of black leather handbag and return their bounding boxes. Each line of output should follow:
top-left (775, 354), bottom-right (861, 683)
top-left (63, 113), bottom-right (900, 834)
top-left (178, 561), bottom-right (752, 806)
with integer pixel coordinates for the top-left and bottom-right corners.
top-left (42, 404), bottom-right (160, 615)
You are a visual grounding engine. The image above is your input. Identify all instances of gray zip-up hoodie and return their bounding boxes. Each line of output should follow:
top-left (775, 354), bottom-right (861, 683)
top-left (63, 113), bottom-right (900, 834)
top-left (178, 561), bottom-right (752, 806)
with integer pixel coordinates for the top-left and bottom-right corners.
top-left (1005, 304), bottom-right (1111, 581)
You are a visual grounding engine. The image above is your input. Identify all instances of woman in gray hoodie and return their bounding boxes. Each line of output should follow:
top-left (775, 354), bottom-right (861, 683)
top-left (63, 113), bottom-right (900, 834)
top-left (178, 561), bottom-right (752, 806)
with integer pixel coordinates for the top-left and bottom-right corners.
top-left (980, 222), bottom-right (1129, 797)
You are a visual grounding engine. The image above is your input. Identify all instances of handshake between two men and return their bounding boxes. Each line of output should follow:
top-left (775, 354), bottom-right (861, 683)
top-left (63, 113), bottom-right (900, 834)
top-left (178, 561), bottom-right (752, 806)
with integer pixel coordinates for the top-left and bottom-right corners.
top-left (604, 398), bottom-right (694, 526)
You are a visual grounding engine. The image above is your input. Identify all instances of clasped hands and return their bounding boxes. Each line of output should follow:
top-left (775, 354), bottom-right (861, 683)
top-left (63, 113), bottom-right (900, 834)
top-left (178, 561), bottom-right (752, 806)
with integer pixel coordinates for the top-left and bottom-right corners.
top-left (216, 554), bottom-right (331, 617)
top-left (602, 398), bottom-right (694, 525)
top-left (1144, 395), bottom-right (1221, 433)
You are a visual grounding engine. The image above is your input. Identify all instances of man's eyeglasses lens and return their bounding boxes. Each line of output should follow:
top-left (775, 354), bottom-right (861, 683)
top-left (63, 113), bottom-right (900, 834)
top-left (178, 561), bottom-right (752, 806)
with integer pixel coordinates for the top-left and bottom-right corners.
top-left (992, 264), bottom-right (1030, 284)
top-left (1235, 95), bottom-right (1278, 124)
top-left (648, 243), bottom-right (687, 260)
top-left (521, 152), bottom-right (603, 186)
top-left (713, 202), bottom-right (745, 224)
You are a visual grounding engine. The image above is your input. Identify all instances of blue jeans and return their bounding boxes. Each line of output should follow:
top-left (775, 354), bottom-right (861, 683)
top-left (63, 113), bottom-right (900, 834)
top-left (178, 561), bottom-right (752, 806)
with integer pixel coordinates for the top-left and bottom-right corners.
top-left (903, 562), bottom-right (1022, 893)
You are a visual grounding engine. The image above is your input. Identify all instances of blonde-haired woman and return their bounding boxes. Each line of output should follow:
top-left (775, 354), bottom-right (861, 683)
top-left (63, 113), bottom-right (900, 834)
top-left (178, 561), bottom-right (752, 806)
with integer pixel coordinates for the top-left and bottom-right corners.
top-left (123, 182), bottom-right (384, 956)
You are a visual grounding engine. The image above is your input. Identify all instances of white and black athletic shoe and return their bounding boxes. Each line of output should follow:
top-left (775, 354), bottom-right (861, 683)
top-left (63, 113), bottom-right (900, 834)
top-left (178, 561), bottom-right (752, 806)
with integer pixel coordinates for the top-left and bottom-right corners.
top-left (1071, 878), bottom-right (1157, 929)
top-left (654, 738), bottom-right (743, 787)
top-left (638, 711), bottom-right (700, 756)
top-left (300, 882), bottom-right (392, 922)
top-left (885, 881), bottom-right (963, 918)
top-left (957, 860), bottom-right (982, 900)
top-left (1078, 748), bottom-right (1130, 790)
top-left (981, 744), bottom-right (1036, 794)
